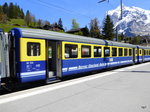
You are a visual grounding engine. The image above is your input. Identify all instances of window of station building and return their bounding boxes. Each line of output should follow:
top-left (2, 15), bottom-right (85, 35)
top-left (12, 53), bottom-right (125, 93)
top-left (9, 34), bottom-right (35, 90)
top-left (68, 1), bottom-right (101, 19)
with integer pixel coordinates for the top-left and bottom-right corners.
top-left (129, 49), bottom-right (132, 56)
top-left (104, 47), bottom-right (110, 57)
top-left (94, 46), bottom-right (102, 57)
top-left (65, 44), bottom-right (78, 58)
top-left (112, 47), bottom-right (117, 57)
top-left (81, 45), bottom-right (91, 58)
top-left (124, 48), bottom-right (128, 56)
top-left (119, 48), bottom-right (123, 56)
top-left (27, 42), bottom-right (40, 56)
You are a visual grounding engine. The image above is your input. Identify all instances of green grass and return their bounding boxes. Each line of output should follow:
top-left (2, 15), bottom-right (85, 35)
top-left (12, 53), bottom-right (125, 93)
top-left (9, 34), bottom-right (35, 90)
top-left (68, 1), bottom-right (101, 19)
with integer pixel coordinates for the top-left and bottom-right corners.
top-left (0, 19), bottom-right (27, 32)
top-left (0, 24), bottom-right (27, 32)
top-left (8, 19), bottom-right (26, 26)
top-left (0, 19), bottom-right (66, 33)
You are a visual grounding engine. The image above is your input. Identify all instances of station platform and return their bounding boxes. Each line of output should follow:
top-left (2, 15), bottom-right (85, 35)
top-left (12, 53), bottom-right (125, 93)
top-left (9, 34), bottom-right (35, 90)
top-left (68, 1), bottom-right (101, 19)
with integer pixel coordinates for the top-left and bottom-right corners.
top-left (0, 62), bottom-right (150, 112)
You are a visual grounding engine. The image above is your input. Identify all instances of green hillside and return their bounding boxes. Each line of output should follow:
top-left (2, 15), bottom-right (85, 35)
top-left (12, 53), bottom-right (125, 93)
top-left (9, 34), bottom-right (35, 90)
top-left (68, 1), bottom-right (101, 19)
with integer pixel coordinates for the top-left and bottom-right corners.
top-left (7, 19), bottom-right (26, 26)
top-left (0, 19), bottom-right (28, 32)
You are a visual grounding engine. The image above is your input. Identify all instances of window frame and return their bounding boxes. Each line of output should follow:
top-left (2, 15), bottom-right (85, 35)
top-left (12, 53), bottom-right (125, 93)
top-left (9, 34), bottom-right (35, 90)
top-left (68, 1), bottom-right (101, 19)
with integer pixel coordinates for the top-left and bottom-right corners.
top-left (129, 49), bottom-right (132, 56)
top-left (81, 45), bottom-right (91, 58)
top-left (64, 44), bottom-right (78, 59)
top-left (118, 48), bottom-right (123, 57)
top-left (27, 42), bottom-right (41, 56)
top-left (139, 49), bottom-right (142, 55)
top-left (124, 48), bottom-right (128, 56)
top-left (144, 50), bottom-right (147, 55)
top-left (112, 47), bottom-right (117, 57)
top-left (94, 46), bottom-right (102, 57)
top-left (104, 47), bottom-right (110, 57)
top-left (147, 50), bottom-right (149, 56)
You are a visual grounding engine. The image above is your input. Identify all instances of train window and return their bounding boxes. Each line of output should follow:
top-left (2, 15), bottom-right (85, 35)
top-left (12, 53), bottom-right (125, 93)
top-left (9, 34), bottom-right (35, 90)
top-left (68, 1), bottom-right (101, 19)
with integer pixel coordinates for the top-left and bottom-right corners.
top-left (136, 49), bottom-right (137, 54)
top-left (65, 44), bottom-right (78, 58)
top-left (119, 48), bottom-right (123, 56)
top-left (144, 50), bottom-right (146, 55)
top-left (149, 50), bottom-right (150, 55)
top-left (139, 49), bottom-right (142, 55)
top-left (27, 42), bottom-right (40, 56)
top-left (94, 46), bottom-right (102, 57)
top-left (129, 49), bottom-right (132, 56)
top-left (48, 46), bottom-right (52, 58)
top-left (124, 48), bottom-right (128, 56)
top-left (147, 50), bottom-right (149, 55)
top-left (81, 45), bottom-right (91, 58)
top-left (104, 47), bottom-right (110, 57)
top-left (112, 47), bottom-right (117, 57)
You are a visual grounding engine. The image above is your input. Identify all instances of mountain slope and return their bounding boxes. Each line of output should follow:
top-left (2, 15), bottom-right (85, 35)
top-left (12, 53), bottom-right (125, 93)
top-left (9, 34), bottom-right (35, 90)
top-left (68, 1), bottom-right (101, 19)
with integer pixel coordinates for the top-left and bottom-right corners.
top-left (108, 5), bottom-right (150, 36)
top-left (0, 19), bottom-right (27, 32)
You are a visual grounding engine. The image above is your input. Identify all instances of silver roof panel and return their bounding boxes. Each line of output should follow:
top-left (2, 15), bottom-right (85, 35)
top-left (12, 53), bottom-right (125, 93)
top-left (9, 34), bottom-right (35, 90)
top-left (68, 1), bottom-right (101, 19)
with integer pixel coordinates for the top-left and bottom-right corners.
top-left (19, 28), bottom-right (106, 45)
top-left (12, 28), bottom-right (146, 48)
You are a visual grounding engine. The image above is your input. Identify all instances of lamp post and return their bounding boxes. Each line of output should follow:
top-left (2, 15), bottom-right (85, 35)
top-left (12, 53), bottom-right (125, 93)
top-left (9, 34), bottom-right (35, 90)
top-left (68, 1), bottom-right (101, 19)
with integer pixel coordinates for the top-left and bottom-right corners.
top-left (120, 0), bottom-right (123, 20)
top-left (98, 0), bottom-right (123, 42)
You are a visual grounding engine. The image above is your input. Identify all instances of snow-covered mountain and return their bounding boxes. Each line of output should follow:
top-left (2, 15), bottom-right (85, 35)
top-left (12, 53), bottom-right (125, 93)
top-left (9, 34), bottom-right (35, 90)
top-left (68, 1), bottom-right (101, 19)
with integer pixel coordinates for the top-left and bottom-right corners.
top-left (108, 5), bottom-right (150, 37)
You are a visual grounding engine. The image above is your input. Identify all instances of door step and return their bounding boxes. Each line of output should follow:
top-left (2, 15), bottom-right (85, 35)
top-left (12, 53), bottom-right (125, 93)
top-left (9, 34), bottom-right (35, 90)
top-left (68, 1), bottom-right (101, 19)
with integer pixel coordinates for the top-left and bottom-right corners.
top-left (46, 77), bottom-right (61, 84)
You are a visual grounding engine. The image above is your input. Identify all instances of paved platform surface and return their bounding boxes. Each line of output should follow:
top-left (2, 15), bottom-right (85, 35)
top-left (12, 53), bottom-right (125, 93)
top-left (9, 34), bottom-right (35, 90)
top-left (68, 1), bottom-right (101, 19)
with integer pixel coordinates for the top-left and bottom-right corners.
top-left (1, 62), bottom-right (150, 112)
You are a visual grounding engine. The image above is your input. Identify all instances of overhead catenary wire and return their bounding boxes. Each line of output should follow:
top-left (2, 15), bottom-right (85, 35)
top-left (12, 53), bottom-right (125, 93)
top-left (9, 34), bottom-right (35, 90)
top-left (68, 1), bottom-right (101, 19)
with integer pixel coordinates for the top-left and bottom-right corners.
top-left (32, 0), bottom-right (92, 19)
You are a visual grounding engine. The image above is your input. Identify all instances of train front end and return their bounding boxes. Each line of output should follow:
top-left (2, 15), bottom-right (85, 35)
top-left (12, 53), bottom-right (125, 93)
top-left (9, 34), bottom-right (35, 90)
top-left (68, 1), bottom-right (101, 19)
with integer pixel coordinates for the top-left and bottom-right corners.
top-left (0, 29), bottom-right (8, 89)
top-left (0, 29), bottom-right (2, 88)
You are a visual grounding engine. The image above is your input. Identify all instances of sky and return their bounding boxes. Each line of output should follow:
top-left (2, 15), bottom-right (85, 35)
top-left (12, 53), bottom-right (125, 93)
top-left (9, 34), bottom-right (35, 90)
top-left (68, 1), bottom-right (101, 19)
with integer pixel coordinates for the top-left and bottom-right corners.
top-left (1, 0), bottom-right (150, 30)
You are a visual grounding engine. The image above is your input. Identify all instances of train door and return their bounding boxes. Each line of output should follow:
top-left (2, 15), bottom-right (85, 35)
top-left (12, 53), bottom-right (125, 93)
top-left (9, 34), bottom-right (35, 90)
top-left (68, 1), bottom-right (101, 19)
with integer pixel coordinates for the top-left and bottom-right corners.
top-left (137, 48), bottom-right (139, 63)
top-left (142, 49), bottom-right (144, 62)
top-left (0, 32), bottom-right (9, 86)
top-left (132, 48), bottom-right (136, 64)
top-left (0, 32), bottom-right (2, 86)
top-left (46, 40), bottom-right (62, 81)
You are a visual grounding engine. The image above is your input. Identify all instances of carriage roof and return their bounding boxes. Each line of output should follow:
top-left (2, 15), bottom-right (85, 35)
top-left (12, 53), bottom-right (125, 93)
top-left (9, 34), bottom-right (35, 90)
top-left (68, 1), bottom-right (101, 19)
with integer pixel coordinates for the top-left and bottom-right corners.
top-left (12, 28), bottom-right (139, 48)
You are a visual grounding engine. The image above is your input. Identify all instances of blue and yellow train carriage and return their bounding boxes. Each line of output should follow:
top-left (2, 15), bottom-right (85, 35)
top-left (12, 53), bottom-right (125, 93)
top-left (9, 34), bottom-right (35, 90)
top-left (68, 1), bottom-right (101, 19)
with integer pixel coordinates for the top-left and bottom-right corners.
top-left (10, 28), bottom-right (64, 83)
top-left (1, 28), bottom-right (150, 87)
top-left (7, 28), bottom-right (137, 83)
top-left (142, 46), bottom-right (150, 62)
top-left (62, 40), bottom-right (135, 76)
top-left (10, 28), bottom-right (107, 83)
